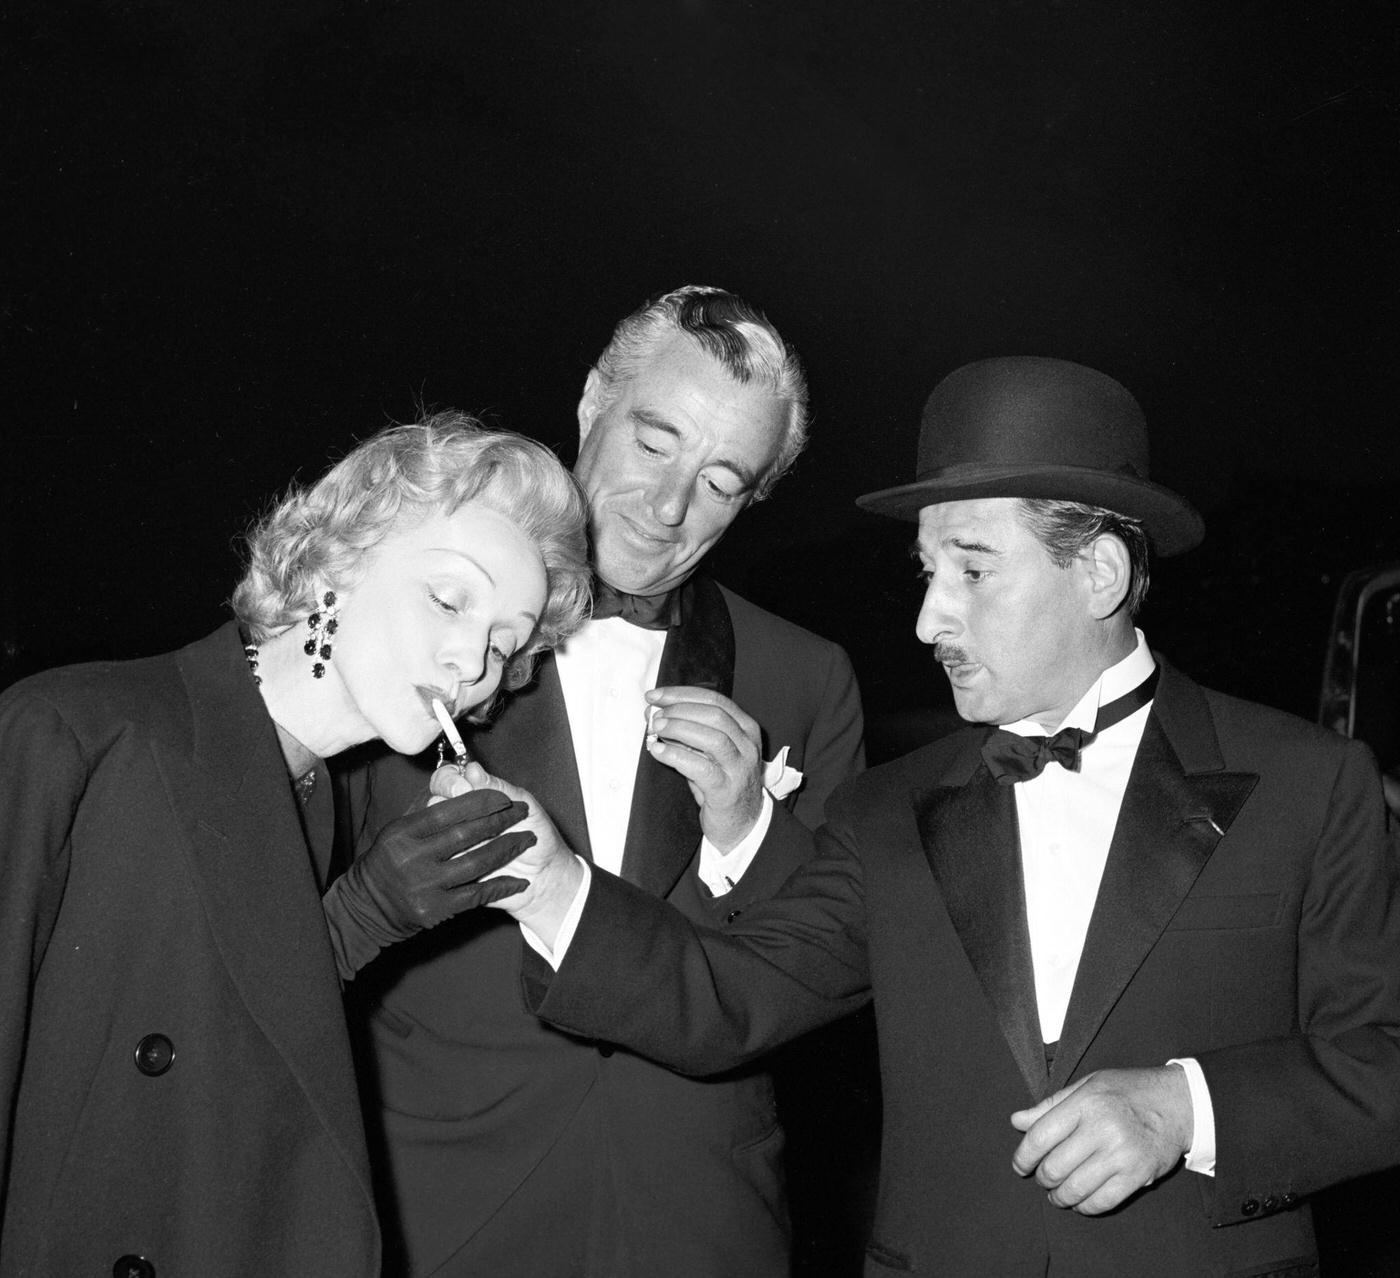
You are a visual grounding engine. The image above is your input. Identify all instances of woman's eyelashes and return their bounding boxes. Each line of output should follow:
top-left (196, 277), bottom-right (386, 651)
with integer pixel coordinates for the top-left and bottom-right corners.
top-left (428, 587), bottom-right (466, 616)
top-left (428, 583), bottom-right (524, 662)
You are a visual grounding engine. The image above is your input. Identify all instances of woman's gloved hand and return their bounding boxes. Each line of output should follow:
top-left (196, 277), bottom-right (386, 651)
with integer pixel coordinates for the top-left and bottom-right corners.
top-left (323, 789), bottom-right (536, 979)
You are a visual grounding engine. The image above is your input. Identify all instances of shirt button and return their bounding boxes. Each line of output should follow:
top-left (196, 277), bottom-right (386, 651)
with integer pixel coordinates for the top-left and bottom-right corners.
top-left (608, 779), bottom-right (621, 791)
top-left (134, 1034), bottom-right (175, 1076)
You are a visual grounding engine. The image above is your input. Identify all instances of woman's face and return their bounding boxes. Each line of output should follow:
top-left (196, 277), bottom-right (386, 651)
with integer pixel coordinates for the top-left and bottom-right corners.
top-left (330, 499), bottom-right (547, 754)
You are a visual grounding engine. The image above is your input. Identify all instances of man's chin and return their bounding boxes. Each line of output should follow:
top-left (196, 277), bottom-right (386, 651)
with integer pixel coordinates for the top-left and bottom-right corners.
top-left (594, 557), bottom-right (684, 598)
top-left (948, 688), bottom-right (991, 725)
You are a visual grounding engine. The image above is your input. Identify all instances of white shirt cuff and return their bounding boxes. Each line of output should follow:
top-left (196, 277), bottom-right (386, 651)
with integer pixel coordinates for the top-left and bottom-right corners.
top-left (520, 857), bottom-right (592, 969)
top-left (1167, 1056), bottom-right (1216, 1175)
top-left (695, 791), bottom-right (775, 897)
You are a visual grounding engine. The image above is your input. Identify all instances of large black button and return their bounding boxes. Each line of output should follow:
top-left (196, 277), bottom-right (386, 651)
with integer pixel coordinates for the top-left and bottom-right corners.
top-left (597, 1044), bottom-right (614, 1058)
top-left (114, 1255), bottom-right (155, 1278)
top-left (1241, 1198), bottom-right (1259, 1216)
top-left (725, 908), bottom-right (743, 924)
top-left (134, 1034), bottom-right (175, 1076)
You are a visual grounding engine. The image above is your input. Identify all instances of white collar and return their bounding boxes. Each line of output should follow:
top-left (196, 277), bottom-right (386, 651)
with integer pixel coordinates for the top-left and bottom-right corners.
top-left (1003, 629), bottom-right (1155, 737)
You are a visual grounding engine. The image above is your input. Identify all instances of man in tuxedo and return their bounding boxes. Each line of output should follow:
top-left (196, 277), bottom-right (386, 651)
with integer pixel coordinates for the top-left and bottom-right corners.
top-left (491, 356), bottom-right (1400, 1277)
top-left (338, 285), bottom-right (864, 1277)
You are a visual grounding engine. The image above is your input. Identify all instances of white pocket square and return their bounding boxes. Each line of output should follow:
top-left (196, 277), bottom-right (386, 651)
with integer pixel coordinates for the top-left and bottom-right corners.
top-left (763, 746), bottom-right (804, 801)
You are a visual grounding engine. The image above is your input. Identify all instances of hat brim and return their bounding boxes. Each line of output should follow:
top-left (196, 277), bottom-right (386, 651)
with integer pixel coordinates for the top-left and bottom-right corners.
top-left (856, 464), bottom-right (1204, 557)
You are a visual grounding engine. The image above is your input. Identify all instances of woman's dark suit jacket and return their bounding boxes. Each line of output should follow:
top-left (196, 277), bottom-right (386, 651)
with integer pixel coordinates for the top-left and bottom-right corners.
top-left (0, 624), bottom-right (379, 1277)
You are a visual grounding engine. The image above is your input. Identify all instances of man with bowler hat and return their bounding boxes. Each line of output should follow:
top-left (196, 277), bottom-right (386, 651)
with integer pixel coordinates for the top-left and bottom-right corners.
top-left (470, 355), bottom-right (1400, 1277)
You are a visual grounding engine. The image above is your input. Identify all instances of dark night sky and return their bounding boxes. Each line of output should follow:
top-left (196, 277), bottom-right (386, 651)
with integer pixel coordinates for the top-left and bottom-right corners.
top-left (4, 0), bottom-right (1397, 745)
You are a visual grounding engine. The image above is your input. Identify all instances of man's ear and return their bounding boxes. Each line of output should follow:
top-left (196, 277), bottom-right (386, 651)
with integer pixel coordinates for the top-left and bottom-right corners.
top-left (1083, 533), bottom-right (1132, 620)
top-left (577, 368), bottom-right (605, 446)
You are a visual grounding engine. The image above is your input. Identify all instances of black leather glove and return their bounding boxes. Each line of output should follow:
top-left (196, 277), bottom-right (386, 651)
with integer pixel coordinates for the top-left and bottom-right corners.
top-left (323, 788), bottom-right (536, 979)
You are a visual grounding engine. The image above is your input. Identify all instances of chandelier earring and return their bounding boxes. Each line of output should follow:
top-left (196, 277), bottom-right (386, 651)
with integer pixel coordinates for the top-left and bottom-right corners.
top-left (303, 590), bottom-right (339, 678)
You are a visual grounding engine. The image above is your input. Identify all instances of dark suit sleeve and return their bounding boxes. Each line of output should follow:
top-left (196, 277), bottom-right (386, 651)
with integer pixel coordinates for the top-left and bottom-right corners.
top-left (1197, 739), bottom-right (1400, 1221)
top-left (0, 686), bottom-right (83, 1187)
top-left (789, 641), bottom-right (865, 832)
top-left (527, 804), bottom-right (871, 1074)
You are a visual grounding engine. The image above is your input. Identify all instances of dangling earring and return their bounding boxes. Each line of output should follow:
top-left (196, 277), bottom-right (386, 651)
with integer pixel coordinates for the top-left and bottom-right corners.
top-left (303, 590), bottom-right (339, 678)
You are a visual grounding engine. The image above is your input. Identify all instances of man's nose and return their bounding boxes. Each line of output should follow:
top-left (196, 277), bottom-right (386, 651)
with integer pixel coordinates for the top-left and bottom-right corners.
top-left (648, 472), bottom-right (691, 527)
top-left (914, 579), bottom-right (955, 646)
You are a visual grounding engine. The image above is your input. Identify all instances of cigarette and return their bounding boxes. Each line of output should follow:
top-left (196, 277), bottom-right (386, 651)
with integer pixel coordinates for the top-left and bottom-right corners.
top-left (431, 698), bottom-right (469, 764)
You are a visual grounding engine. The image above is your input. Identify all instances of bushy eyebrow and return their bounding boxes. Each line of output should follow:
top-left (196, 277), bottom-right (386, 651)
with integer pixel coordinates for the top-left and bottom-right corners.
top-left (912, 536), bottom-right (1005, 559)
top-left (632, 408), bottom-right (682, 441)
top-left (631, 409), bottom-right (757, 491)
top-left (949, 537), bottom-right (1003, 556)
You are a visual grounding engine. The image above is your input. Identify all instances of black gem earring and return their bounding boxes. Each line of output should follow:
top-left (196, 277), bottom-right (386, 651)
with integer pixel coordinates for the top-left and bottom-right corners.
top-left (305, 589), bottom-right (339, 678)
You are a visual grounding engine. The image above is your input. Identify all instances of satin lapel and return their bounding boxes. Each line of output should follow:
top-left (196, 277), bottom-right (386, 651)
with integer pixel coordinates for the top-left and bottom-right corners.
top-left (471, 652), bottom-right (593, 862)
top-left (1050, 703), bottom-right (1259, 1090)
top-left (155, 627), bottom-right (372, 1193)
top-left (917, 736), bottom-right (1048, 1098)
top-left (620, 575), bottom-right (736, 896)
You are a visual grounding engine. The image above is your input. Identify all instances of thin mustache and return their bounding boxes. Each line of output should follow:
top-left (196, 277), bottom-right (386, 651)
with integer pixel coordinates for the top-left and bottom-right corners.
top-left (934, 644), bottom-right (970, 665)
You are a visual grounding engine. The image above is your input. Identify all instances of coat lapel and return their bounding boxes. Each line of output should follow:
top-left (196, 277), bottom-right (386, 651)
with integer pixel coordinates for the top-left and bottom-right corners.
top-left (917, 734), bottom-right (1049, 1098)
top-left (1050, 663), bottom-right (1259, 1089)
top-left (152, 625), bottom-right (373, 1199)
top-left (620, 575), bottom-right (736, 896)
top-left (472, 651), bottom-right (593, 861)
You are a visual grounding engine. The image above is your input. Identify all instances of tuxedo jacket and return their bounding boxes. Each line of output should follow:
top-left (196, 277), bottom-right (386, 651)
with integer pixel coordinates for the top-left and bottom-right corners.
top-left (532, 657), bottom-right (1400, 1278)
top-left (340, 578), bottom-right (864, 1277)
top-left (0, 625), bottom-right (379, 1277)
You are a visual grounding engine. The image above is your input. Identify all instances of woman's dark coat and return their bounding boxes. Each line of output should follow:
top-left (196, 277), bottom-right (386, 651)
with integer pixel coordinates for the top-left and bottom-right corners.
top-left (0, 624), bottom-right (380, 1277)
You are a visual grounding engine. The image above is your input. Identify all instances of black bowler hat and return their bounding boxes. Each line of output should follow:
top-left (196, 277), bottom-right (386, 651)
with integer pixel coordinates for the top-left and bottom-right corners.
top-left (857, 356), bottom-right (1204, 555)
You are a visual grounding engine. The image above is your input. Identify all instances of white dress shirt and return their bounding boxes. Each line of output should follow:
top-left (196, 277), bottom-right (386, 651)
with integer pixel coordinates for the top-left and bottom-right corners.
top-left (555, 617), bottom-right (665, 875)
top-left (1001, 630), bottom-right (1214, 1173)
top-left (553, 615), bottom-right (772, 878)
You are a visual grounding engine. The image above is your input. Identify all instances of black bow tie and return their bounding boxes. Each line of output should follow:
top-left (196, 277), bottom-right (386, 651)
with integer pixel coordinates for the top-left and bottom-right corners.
top-left (590, 580), bottom-right (682, 631)
top-left (981, 666), bottom-right (1160, 785)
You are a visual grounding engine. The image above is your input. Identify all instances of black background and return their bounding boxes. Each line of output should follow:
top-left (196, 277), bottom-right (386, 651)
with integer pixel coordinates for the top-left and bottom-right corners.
top-left (3, 4), bottom-right (1398, 1272)
top-left (5, 0), bottom-right (1397, 746)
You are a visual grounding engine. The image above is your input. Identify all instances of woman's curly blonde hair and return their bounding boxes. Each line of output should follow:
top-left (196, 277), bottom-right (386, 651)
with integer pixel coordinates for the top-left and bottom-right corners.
top-left (231, 411), bottom-right (591, 706)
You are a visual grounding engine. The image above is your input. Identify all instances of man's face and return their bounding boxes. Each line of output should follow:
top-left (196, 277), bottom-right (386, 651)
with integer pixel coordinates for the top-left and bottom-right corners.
top-left (573, 333), bottom-right (788, 596)
top-left (914, 498), bottom-right (1103, 730)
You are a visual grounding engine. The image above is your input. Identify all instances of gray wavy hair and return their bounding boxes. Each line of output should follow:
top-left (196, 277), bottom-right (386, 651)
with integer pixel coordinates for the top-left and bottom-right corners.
top-left (1017, 498), bottom-right (1152, 617)
top-left (591, 284), bottom-right (809, 499)
top-left (232, 411), bottom-right (591, 699)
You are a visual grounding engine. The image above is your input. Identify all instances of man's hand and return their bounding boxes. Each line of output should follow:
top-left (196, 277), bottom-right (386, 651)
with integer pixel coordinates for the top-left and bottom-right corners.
top-left (1009, 1066), bottom-right (1194, 1214)
top-left (323, 789), bottom-right (534, 978)
top-left (643, 685), bottom-right (764, 851)
top-left (430, 763), bottom-right (585, 949)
